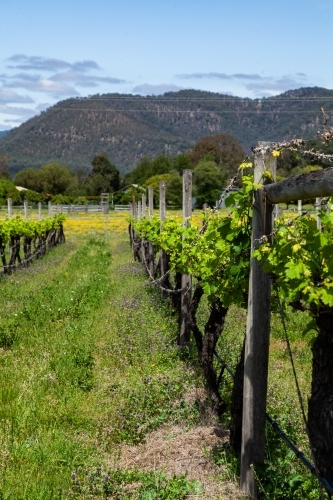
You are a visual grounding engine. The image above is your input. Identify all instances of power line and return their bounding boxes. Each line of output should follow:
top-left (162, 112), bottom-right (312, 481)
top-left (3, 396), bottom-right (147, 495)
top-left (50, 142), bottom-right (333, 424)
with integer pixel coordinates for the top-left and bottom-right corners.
top-left (49, 108), bottom-right (333, 114)
top-left (61, 96), bottom-right (333, 102)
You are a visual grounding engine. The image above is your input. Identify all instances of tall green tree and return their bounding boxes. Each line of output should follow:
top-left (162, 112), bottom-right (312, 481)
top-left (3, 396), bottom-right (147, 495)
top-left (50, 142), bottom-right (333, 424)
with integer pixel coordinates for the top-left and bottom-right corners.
top-left (173, 152), bottom-right (192, 174)
top-left (125, 155), bottom-right (173, 186)
top-left (0, 179), bottom-right (20, 204)
top-left (86, 154), bottom-right (120, 195)
top-left (0, 154), bottom-right (10, 179)
top-left (193, 160), bottom-right (225, 207)
top-left (39, 163), bottom-right (78, 195)
top-left (189, 134), bottom-right (244, 176)
top-left (14, 168), bottom-right (41, 191)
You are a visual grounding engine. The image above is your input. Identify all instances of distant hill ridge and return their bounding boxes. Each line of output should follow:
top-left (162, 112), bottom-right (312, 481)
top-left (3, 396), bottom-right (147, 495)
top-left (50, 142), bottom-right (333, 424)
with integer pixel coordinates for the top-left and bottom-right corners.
top-left (1, 87), bottom-right (333, 176)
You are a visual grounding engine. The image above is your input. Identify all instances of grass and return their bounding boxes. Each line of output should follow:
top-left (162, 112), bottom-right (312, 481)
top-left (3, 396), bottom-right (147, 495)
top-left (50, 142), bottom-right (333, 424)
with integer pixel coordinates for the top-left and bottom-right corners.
top-left (0, 215), bottom-right (203, 499)
top-left (0, 209), bottom-right (325, 499)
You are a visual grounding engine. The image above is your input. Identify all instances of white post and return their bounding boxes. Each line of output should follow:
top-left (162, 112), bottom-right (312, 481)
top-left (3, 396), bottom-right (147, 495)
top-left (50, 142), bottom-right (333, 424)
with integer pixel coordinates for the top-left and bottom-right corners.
top-left (38, 202), bottom-right (42, 221)
top-left (298, 199), bottom-right (302, 216)
top-left (24, 199), bottom-right (29, 219)
top-left (142, 194), bottom-right (146, 218)
top-left (148, 187), bottom-right (154, 219)
top-left (7, 198), bottom-right (12, 219)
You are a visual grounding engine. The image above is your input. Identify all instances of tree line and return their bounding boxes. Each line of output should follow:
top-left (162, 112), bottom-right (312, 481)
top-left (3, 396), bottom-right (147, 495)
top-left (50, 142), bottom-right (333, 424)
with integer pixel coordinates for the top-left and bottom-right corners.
top-left (0, 131), bottom-right (330, 207)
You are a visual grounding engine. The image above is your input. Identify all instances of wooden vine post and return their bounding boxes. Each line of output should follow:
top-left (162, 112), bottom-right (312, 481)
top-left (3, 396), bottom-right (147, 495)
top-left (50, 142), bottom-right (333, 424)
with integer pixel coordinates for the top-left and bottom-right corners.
top-left (240, 142), bottom-right (276, 498)
top-left (148, 187), bottom-right (154, 218)
top-left (38, 202), bottom-right (42, 221)
top-left (24, 200), bottom-right (29, 220)
top-left (180, 169), bottom-right (193, 346)
top-left (159, 180), bottom-right (167, 297)
top-left (148, 187), bottom-right (154, 276)
top-left (7, 198), bottom-right (12, 219)
top-left (316, 197), bottom-right (322, 231)
top-left (142, 194), bottom-right (146, 218)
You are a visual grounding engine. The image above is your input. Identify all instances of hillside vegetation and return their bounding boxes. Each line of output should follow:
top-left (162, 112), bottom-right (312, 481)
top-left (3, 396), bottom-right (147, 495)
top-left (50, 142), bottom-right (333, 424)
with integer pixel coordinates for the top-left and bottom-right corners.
top-left (1, 87), bottom-right (333, 175)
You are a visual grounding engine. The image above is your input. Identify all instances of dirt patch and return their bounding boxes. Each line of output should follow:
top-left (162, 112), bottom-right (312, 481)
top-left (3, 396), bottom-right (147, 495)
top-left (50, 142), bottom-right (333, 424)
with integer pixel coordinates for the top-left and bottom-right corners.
top-left (110, 424), bottom-right (244, 499)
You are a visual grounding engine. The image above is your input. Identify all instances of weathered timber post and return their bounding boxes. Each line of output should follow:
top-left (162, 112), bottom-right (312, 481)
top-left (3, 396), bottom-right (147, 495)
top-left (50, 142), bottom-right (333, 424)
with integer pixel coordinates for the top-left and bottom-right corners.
top-left (141, 194), bottom-right (148, 269)
top-left (147, 187), bottom-right (154, 276)
top-left (180, 169), bottom-right (193, 346)
top-left (316, 197), bottom-right (322, 231)
top-left (38, 202), bottom-right (42, 221)
top-left (7, 198), bottom-right (12, 219)
top-left (240, 143), bottom-right (276, 498)
top-left (23, 200), bottom-right (29, 219)
top-left (298, 199), bottom-right (302, 215)
top-left (137, 201), bottom-right (141, 221)
top-left (48, 201), bottom-right (52, 217)
top-left (148, 187), bottom-right (154, 218)
top-left (159, 180), bottom-right (167, 297)
top-left (142, 194), bottom-right (146, 218)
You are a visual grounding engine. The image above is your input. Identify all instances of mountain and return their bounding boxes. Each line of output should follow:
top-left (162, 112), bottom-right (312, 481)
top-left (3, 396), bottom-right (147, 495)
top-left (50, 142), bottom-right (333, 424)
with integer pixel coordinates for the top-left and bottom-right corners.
top-left (0, 131), bottom-right (9, 138)
top-left (1, 87), bottom-right (332, 176)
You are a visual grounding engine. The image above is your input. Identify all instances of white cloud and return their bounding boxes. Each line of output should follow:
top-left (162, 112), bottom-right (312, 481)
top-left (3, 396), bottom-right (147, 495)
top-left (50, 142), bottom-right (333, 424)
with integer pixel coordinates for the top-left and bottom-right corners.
top-left (50, 71), bottom-right (126, 87)
top-left (6, 74), bottom-right (79, 96)
top-left (0, 88), bottom-right (34, 104)
top-left (7, 55), bottom-right (101, 73)
top-left (0, 104), bottom-right (37, 117)
top-left (175, 72), bottom-right (263, 81)
top-left (245, 76), bottom-right (308, 95)
top-left (132, 83), bottom-right (184, 95)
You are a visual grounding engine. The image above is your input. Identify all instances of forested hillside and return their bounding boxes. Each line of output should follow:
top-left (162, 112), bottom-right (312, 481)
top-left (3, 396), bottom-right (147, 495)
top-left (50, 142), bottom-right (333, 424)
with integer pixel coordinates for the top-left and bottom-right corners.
top-left (1, 87), bottom-right (333, 175)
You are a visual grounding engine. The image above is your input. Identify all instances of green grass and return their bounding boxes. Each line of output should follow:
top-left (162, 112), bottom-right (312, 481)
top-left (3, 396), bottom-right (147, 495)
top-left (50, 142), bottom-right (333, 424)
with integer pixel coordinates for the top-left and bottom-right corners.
top-left (0, 229), bottom-right (203, 499)
top-left (0, 217), bottom-right (325, 499)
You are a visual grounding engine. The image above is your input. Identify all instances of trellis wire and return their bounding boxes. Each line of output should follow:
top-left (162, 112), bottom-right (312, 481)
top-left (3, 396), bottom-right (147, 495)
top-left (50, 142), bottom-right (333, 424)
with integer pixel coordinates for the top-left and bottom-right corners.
top-left (213, 348), bottom-right (333, 496)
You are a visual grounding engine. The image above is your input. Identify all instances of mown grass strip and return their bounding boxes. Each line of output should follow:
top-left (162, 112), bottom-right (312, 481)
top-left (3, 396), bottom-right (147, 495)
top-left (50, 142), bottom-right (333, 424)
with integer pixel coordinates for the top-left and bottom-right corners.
top-left (0, 232), bottom-right (203, 499)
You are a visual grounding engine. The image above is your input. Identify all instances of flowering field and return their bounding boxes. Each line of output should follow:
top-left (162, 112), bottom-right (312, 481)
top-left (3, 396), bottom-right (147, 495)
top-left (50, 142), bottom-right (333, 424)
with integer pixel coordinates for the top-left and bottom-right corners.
top-left (64, 211), bottom-right (130, 236)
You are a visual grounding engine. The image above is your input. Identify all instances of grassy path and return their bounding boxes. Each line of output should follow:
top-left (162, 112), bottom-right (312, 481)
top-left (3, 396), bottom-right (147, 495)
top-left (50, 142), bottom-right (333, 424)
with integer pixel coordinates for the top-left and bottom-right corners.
top-left (0, 231), bottom-right (206, 499)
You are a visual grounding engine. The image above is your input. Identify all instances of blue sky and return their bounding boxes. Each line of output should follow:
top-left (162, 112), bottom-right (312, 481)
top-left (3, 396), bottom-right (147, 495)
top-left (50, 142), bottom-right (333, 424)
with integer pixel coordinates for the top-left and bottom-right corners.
top-left (1, 0), bottom-right (332, 129)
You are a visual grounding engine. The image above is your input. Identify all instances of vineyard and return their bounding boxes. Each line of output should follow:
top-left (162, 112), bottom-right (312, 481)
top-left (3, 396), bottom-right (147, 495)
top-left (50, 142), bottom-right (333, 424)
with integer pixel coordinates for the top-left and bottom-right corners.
top-left (1, 138), bottom-right (333, 499)
top-left (0, 215), bottom-right (65, 275)
top-left (130, 140), bottom-right (333, 498)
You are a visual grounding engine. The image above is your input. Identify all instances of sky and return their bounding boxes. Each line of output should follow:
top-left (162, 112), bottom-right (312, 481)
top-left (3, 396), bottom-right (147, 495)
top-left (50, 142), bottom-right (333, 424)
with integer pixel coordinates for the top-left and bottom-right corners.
top-left (1, 0), bottom-right (333, 130)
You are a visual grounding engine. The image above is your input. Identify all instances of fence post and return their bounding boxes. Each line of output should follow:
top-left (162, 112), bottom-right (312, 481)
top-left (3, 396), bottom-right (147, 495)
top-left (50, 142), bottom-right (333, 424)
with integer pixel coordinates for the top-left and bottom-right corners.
top-left (180, 169), bottom-right (193, 346)
top-left (159, 180), bottom-right (167, 297)
top-left (7, 198), bottom-right (12, 219)
top-left (240, 142), bottom-right (276, 498)
top-left (142, 194), bottom-right (146, 218)
top-left (298, 199), bottom-right (302, 215)
top-left (48, 201), bottom-right (52, 217)
top-left (38, 202), bottom-right (42, 220)
top-left (24, 199), bottom-right (29, 219)
top-left (147, 187), bottom-right (154, 276)
top-left (148, 187), bottom-right (154, 218)
top-left (316, 197), bottom-right (322, 231)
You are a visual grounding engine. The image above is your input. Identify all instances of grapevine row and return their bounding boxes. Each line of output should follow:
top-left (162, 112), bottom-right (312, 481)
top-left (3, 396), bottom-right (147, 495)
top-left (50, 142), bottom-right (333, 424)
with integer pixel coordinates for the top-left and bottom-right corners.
top-left (0, 214), bottom-right (66, 273)
top-left (130, 164), bottom-right (333, 494)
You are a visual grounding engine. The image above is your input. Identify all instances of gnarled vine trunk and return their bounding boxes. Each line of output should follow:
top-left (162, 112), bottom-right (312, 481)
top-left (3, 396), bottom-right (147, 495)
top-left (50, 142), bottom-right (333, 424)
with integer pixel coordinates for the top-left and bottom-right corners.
top-left (201, 299), bottom-right (228, 414)
top-left (308, 310), bottom-right (333, 483)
